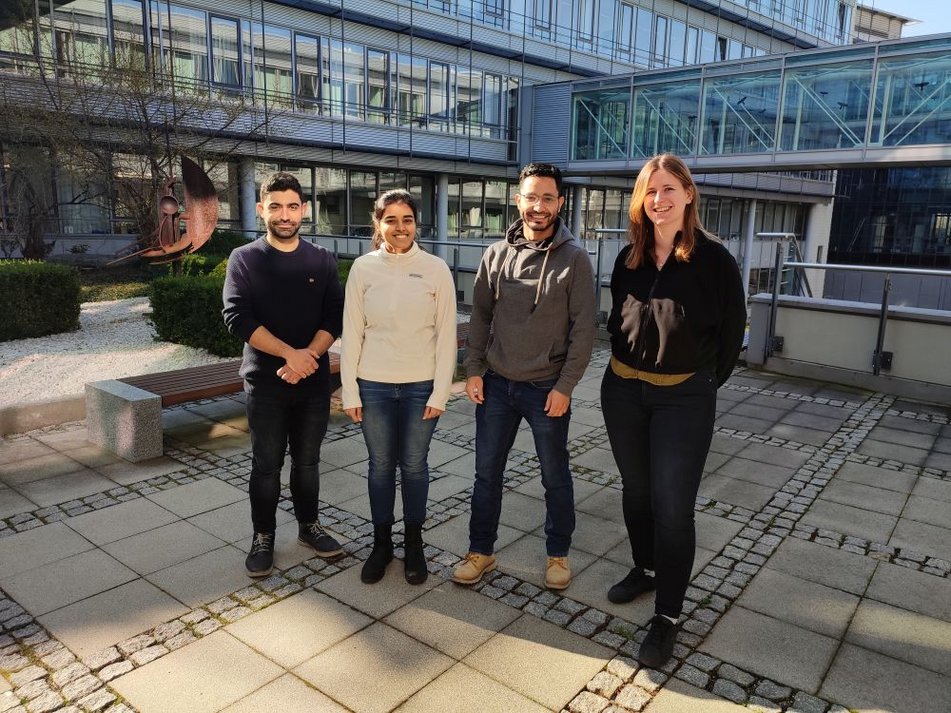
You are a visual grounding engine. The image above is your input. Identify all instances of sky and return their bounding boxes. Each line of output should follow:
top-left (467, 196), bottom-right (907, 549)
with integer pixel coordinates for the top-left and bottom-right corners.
top-left (862, 1), bottom-right (951, 37)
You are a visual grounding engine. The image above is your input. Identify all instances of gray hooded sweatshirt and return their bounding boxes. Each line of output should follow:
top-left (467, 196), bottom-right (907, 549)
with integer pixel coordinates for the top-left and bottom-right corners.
top-left (465, 217), bottom-right (596, 396)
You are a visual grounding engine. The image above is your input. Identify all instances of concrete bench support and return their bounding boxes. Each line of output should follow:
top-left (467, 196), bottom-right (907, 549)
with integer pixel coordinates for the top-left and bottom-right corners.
top-left (86, 380), bottom-right (163, 462)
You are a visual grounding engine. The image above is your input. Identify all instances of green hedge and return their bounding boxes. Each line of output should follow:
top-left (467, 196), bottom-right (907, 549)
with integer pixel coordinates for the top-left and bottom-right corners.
top-left (149, 275), bottom-right (242, 357)
top-left (0, 261), bottom-right (81, 340)
top-left (150, 254), bottom-right (353, 358)
top-left (174, 253), bottom-right (227, 276)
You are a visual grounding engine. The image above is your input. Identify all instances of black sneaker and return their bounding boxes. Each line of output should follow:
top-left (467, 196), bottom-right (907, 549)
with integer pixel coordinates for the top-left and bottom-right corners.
top-left (245, 532), bottom-right (274, 577)
top-left (608, 567), bottom-right (656, 604)
top-left (298, 521), bottom-right (343, 557)
top-left (638, 614), bottom-right (678, 668)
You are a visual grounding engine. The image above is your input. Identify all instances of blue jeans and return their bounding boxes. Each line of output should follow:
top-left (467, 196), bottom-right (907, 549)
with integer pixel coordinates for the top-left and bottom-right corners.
top-left (469, 371), bottom-right (574, 557)
top-left (246, 389), bottom-right (330, 534)
top-left (600, 366), bottom-right (717, 618)
top-left (358, 379), bottom-right (438, 526)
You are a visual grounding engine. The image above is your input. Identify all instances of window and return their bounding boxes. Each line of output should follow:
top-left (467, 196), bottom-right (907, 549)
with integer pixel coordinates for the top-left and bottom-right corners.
top-left (397, 54), bottom-right (426, 125)
top-left (577, 0), bottom-right (595, 40)
top-left (343, 41), bottom-right (365, 119)
top-left (669, 20), bottom-right (686, 67)
top-left (652, 15), bottom-right (667, 67)
top-left (633, 8), bottom-right (652, 67)
top-left (252, 24), bottom-right (292, 104)
top-left (294, 33), bottom-right (319, 106)
top-left (617, 3), bottom-right (634, 56)
top-left (111, 0), bottom-right (147, 67)
top-left (322, 38), bottom-right (343, 115)
top-left (429, 61), bottom-right (451, 129)
top-left (366, 48), bottom-right (390, 123)
top-left (210, 16), bottom-right (239, 86)
top-left (150, 3), bottom-right (208, 87)
top-left (534, 0), bottom-right (552, 30)
top-left (456, 67), bottom-right (481, 131)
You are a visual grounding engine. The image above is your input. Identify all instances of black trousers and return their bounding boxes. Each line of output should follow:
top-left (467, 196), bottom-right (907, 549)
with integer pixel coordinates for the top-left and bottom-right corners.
top-left (600, 366), bottom-right (717, 618)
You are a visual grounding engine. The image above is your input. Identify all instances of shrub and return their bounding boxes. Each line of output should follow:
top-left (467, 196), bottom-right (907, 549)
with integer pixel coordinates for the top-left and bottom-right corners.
top-left (174, 253), bottom-right (227, 276)
top-left (337, 258), bottom-right (353, 286)
top-left (149, 275), bottom-right (242, 357)
top-left (0, 260), bottom-right (81, 340)
top-left (203, 229), bottom-right (250, 255)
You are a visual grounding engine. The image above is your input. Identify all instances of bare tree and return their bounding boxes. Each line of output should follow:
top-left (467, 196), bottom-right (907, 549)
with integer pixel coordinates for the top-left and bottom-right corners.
top-left (0, 0), bottom-right (272, 258)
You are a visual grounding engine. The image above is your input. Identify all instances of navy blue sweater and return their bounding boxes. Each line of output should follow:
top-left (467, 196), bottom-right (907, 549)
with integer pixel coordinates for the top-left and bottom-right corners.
top-left (222, 238), bottom-right (344, 395)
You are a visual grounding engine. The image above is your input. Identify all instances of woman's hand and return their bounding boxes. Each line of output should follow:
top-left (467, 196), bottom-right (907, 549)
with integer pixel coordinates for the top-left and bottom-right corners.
top-left (344, 407), bottom-right (362, 423)
top-left (423, 406), bottom-right (444, 420)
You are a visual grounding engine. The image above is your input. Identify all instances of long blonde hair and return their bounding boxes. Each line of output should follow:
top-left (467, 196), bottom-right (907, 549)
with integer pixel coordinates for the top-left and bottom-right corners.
top-left (625, 154), bottom-right (718, 269)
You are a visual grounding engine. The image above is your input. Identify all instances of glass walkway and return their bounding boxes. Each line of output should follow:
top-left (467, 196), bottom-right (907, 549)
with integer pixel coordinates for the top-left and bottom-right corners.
top-left (563, 34), bottom-right (951, 174)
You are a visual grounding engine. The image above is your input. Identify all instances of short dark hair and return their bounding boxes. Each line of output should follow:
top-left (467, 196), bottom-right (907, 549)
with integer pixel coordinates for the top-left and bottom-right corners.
top-left (518, 163), bottom-right (564, 196)
top-left (259, 172), bottom-right (306, 203)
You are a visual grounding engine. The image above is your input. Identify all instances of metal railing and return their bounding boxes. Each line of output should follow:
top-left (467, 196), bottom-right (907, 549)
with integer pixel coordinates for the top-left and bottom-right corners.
top-left (768, 258), bottom-right (951, 375)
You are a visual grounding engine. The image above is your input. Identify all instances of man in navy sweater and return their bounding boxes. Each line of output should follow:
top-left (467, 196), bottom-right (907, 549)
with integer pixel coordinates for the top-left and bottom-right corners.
top-left (223, 172), bottom-right (344, 577)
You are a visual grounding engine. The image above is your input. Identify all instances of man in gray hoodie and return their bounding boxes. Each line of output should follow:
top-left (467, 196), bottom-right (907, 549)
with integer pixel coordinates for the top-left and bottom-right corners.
top-left (452, 163), bottom-right (596, 590)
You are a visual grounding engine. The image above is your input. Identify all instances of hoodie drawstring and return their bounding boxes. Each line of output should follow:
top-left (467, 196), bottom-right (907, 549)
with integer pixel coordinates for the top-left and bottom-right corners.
top-left (531, 248), bottom-right (550, 313)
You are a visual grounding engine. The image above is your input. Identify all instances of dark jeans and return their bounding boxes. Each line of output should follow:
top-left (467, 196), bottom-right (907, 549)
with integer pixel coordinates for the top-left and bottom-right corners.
top-left (246, 389), bottom-right (330, 534)
top-left (600, 366), bottom-right (717, 618)
top-left (469, 371), bottom-right (574, 557)
top-left (358, 379), bottom-right (437, 526)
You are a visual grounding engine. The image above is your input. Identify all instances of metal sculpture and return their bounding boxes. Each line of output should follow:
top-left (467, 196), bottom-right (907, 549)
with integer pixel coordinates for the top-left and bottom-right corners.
top-left (112, 156), bottom-right (219, 264)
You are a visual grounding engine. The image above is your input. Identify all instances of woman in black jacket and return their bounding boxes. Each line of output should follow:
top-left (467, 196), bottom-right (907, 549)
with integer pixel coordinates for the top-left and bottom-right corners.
top-left (601, 153), bottom-right (746, 668)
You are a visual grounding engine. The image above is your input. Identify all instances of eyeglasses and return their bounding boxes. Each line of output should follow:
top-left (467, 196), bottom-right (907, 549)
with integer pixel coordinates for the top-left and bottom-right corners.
top-left (518, 193), bottom-right (559, 207)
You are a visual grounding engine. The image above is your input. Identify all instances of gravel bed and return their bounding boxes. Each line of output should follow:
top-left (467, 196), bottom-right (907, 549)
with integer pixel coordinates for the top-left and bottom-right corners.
top-left (0, 298), bottom-right (230, 408)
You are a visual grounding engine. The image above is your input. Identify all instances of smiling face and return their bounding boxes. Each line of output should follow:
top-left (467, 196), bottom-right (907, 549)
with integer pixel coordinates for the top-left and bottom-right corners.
top-left (643, 168), bottom-right (693, 237)
top-left (515, 175), bottom-right (564, 241)
top-left (258, 189), bottom-right (307, 245)
top-left (376, 201), bottom-right (416, 254)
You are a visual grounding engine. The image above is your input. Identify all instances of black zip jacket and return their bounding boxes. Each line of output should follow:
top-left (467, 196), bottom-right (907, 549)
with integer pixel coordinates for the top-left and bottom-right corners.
top-left (606, 232), bottom-right (746, 386)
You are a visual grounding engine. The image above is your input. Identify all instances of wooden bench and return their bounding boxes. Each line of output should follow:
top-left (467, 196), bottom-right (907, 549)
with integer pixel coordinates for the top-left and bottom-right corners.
top-left (85, 325), bottom-right (470, 463)
top-left (86, 352), bottom-right (342, 463)
top-left (117, 353), bottom-right (343, 407)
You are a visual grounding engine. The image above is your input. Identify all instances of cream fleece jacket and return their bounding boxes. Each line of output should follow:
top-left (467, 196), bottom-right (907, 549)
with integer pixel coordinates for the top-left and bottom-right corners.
top-left (341, 242), bottom-right (457, 410)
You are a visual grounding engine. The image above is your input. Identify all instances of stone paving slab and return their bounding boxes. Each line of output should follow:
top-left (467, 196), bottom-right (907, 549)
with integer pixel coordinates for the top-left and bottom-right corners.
top-left (226, 588), bottom-right (372, 669)
top-left (144, 544), bottom-right (252, 608)
top-left (845, 599), bottom-right (951, 676)
top-left (65, 498), bottom-right (179, 546)
top-left (5, 548), bottom-right (137, 616)
top-left (395, 661), bottom-right (550, 713)
top-left (219, 672), bottom-right (349, 712)
top-left (801, 499), bottom-right (898, 543)
top-left (383, 582), bottom-right (521, 660)
top-left (38, 578), bottom-right (189, 659)
top-left (0, 522), bottom-right (94, 578)
top-left (1, 358), bottom-right (950, 713)
top-left (462, 614), bottom-right (612, 711)
top-left (294, 622), bottom-right (454, 713)
top-left (112, 631), bottom-right (283, 713)
top-left (736, 568), bottom-right (860, 638)
top-left (820, 643), bottom-right (951, 713)
top-left (643, 678), bottom-right (747, 712)
top-left (699, 606), bottom-right (838, 693)
top-left (765, 537), bottom-right (876, 595)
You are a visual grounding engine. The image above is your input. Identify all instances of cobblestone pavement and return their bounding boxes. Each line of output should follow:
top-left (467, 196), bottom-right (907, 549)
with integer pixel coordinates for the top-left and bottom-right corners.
top-left (1, 349), bottom-right (950, 712)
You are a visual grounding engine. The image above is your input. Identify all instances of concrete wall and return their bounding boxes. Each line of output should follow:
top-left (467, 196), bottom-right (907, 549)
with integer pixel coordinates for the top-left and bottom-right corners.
top-left (747, 293), bottom-right (951, 401)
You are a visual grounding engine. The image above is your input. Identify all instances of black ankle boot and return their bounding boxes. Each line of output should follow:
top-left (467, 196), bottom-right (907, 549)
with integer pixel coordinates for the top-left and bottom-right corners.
top-left (403, 523), bottom-right (428, 585)
top-left (361, 523), bottom-right (393, 584)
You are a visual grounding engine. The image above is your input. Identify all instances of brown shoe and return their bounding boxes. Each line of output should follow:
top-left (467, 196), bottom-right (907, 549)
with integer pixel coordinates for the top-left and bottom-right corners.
top-left (545, 556), bottom-right (571, 590)
top-left (451, 552), bottom-right (496, 584)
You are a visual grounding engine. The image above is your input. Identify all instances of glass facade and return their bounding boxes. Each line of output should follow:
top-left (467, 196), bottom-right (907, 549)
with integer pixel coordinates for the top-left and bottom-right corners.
top-left (572, 36), bottom-right (951, 162)
top-left (830, 167), bottom-right (951, 268)
top-left (0, 1), bottom-right (522, 139)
